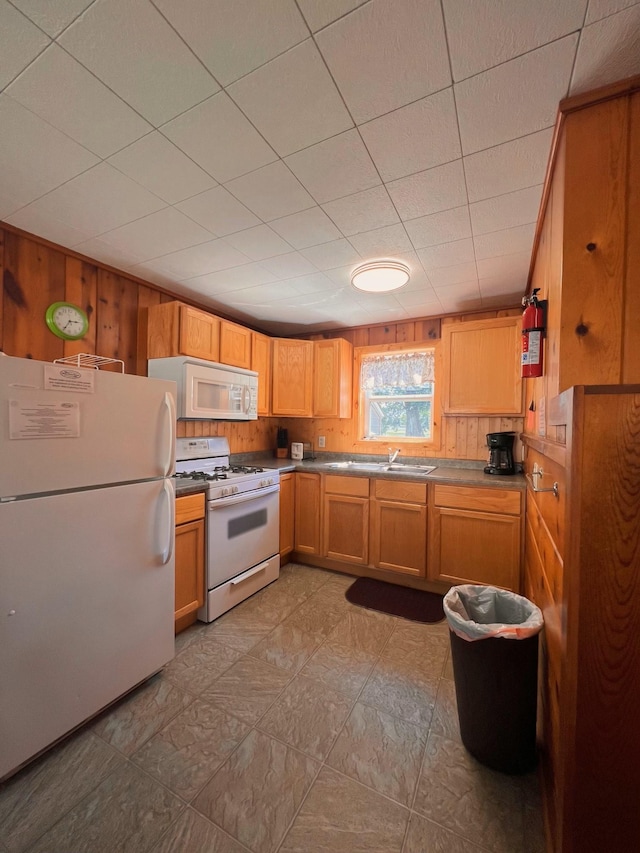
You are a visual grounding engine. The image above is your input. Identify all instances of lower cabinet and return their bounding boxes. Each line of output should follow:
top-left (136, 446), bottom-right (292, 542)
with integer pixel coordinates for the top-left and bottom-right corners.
top-left (294, 472), bottom-right (321, 555)
top-left (428, 484), bottom-right (521, 590)
top-left (322, 475), bottom-right (369, 565)
top-left (370, 480), bottom-right (427, 576)
top-left (174, 493), bottom-right (205, 633)
top-left (279, 472), bottom-right (295, 562)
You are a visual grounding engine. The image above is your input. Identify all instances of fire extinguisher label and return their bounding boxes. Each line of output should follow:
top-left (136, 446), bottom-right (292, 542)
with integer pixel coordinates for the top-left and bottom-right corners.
top-left (522, 331), bottom-right (542, 366)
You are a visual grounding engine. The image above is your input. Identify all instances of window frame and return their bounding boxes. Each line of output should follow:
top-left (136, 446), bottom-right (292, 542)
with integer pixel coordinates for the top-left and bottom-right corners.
top-left (353, 342), bottom-right (441, 452)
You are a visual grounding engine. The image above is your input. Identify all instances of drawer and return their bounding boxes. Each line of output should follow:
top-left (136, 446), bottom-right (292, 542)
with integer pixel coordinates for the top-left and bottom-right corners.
top-left (433, 484), bottom-right (521, 515)
top-left (175, 492), bottom-right (205, 524)
top-left (374, 479), bottom-right (427, 504)
top-left (323, 474), bottom-right (369, 497)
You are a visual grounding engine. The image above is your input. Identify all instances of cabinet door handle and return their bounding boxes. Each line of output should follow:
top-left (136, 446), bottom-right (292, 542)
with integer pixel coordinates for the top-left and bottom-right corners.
top-left (526, 467), bottom-right (559, 498)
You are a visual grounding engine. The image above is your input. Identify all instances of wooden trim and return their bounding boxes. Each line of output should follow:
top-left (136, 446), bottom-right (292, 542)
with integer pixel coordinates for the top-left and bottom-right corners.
top-left (521, 434), bottom-right (567, 468)
top-left (291, 552), bottom-right (449, 594)
top-left (559, 74), bottom-right (640, 115)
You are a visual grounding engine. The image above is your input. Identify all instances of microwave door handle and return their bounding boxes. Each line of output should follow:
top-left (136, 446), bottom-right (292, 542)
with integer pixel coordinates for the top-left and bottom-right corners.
top-left (242, 386), bottom-right (251, 414)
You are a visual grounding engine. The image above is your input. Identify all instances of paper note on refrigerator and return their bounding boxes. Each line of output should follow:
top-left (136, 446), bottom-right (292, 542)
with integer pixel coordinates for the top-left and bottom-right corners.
top-left (9, 399), bottom-right (80, 439)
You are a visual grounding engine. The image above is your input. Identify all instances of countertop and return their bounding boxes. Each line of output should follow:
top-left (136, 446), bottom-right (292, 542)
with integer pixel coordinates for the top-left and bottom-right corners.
top-left (174, 457), bottom-right (525, 494)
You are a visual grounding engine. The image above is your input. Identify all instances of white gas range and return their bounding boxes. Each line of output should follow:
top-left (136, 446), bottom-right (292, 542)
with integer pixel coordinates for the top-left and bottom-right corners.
top-left (175, 437), bottom-right (280, 622)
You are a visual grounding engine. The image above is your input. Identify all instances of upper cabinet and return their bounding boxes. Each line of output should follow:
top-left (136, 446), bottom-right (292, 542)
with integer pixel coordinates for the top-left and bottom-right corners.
top-left (313, 338), bottom-right (353, 418)
top-left (251, 331), bottom-right (272, 416)
top-left (219, 320), bottom-right (252, 369)
top-left (271, 338), bottom-right (314, 416)
top-left (442, 316), bottom-right (523, 415)
top-left (146, 302), bottom-right (220, 362)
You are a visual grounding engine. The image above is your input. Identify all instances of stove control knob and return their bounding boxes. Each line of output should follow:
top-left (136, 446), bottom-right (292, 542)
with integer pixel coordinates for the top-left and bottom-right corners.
top-left (233, 486), bottom-right (239, 494)
top-left (222, 487), bottom-right (230, 496)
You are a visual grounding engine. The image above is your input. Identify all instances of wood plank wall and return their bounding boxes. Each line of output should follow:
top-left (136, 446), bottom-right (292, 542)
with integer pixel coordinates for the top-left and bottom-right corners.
top-left (1, 224), bottom-right (521, 460)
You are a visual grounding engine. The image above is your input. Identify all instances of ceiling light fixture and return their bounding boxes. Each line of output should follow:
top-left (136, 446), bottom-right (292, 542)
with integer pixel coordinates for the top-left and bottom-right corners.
top-left (350, 260), bottom-right (410, 293)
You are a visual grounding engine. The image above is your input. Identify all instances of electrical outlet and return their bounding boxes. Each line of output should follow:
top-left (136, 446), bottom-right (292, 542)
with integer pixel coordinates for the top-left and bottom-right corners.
top-left (317, 436), bottom-right (326, 448)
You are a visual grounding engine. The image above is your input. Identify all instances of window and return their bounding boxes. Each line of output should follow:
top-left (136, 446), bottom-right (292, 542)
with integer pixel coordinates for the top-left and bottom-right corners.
top-left (359, 347), bottom-right (436, 441)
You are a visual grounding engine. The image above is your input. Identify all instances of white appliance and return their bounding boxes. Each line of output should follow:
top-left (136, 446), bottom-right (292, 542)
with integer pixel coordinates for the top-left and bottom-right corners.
top-left (291, 442), bottom-right (304, 461)
top-left (0, 355), bottom-right (176, 781)
top-left (148, 356), bottom-right (258, 420)
top-left (175, 438), bottom-right (280, 622)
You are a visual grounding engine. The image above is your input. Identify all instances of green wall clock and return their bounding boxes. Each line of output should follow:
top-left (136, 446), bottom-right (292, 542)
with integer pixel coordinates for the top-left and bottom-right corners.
top-left (45, 302), bottom-right (89, 341)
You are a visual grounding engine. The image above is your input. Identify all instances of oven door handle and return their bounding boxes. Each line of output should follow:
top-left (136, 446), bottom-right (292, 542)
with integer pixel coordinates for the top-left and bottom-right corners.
top-left (230, 560), bottom-right (270, 586)
top-left (208, 483), bottom-right (280, 509)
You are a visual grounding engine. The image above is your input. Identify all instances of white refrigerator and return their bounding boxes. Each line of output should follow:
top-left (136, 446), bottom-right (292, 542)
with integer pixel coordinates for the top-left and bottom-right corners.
top-left (0, 355), bottom-right (177, 780)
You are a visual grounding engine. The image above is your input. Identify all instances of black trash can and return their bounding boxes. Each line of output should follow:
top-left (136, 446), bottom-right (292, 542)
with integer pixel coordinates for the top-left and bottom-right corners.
top-left (443, 584), bottom-right (544, 775)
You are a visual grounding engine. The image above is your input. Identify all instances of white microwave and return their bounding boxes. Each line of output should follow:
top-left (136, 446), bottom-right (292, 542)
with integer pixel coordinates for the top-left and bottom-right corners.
top-left (148, 357), bottom-right (258, 420)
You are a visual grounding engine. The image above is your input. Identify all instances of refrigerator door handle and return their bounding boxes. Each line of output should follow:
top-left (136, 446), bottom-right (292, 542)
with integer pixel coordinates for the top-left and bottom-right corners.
top-left (159, 480), bottom-right (175, 564)
top-left (161, 391), bottom-right (176, 476)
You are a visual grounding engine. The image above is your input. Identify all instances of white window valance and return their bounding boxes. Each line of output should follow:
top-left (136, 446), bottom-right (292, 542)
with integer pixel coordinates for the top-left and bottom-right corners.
top-left (361, 350), bottom-right (435, 389)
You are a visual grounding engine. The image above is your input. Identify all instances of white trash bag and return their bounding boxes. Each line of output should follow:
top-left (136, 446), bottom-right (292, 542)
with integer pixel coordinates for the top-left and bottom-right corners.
top-left (444, 584), bottom-right (543, 642)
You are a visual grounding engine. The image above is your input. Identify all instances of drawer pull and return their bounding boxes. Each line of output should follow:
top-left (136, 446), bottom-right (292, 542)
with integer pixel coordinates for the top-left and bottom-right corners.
top-left (526, 466), bottom-right (559, 499)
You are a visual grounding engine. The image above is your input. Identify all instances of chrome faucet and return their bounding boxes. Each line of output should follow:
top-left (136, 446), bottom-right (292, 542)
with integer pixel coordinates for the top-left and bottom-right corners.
top-left (388, 447), bottom-right (401, 463)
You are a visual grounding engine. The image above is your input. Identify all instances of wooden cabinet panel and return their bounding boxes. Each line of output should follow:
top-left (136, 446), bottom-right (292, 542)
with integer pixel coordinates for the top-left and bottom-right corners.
top-left (433, 484), bottom-right (521, 515)
top-left (322, 493), bottom-right (369, 565)
top-left (251, 331), bottom-right (271, 416)
top-left (175, 492), bottom-right (205, 525)
top-left (272, 338), bottom-right (313, 416)
top-left (374, 479), bottom-right (426, 503)
top-left (147, 302), bottom-right (220, 361)
top-left (428, 506), bottom-right (521, 590)
top-left (174, 518), bottom-right (205, 624)
top-left (324, 474), bottom-right (369, 497)
top-left (220, 320), bottom-right (252, 369)
top-left (442, 317), bottom-right (523, 415)
top-left (279, 472), bottom-right (295, 561)
top-left (313, 338), bottom-right (353, 418)
top-left (294, 472), bottom-right (321, 554)
top-left (370, 498), bottom-right (427, 576)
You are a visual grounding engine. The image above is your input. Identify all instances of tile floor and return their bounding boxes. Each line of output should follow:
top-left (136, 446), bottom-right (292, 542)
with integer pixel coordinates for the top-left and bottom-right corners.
top-left (0, 564), bottom-right (545, 853)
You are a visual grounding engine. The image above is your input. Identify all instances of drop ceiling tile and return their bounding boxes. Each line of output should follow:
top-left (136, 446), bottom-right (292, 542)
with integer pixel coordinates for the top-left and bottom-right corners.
top-left (296, 0), bottom-right (368, 31)
top-left (58, 0), bottom-right (219, 126)
top-left (230, 280), bottom-right (305, 304)
top-left (386, 160), bottom-right (468, 221)
top-left (464, 128), bottom-right (553, 203)
top-left (6, 207), bottom-right (94, 247)
top-left (0, 0), bottom-right (50, 89)
top-left (322, 186), bottom-right (399, 236)
top-left (153, 0), bottom-right (308, 86)
top-left (585, 0), bottom-right (638, 24)
top-left (17, 162), bottom-right (166, 236)
top-left (476, 251), bottom-right (531, 281)
top-left (228, 39), bottom-right (353, 157)
top-left (570, 5), bottom-right (640, 94)
top-left (186, 263), bottom-right (277, 295)
top-left (348, 224), bottom-right (413, 257)
top-left (97, 207), bottom-right (214, 263)
top-left (225, 161), bottom-right (316, 222)
top-left (137, 239), bottom-right (250, 280)
top-left (351, 290), bottom-right (409, 310)
top-left (7, 45), bottom-right (152, 160)
top-left (285, 272), bottom-right (341, 294)
top-left (300, 238), bottom-right (362, 270)
top-left (436, 281), bottom-right (482, 298)
top-left (404, 206), bottom-right (472, 250)
top-left (261, 252), bottom-right (319, 278)
top-left (479, 275), bottom-right (529, 297)
top-left (224, 224), bottom-right (293, 261)
top-left (108, 132), bottom-right (216, 204)
top-left (316, 0), bottom-right (450, 123)
top-left (73, 237), bottom-right (141, 269)
top-left (270, 206), bottom-right (342, 249)
top-left (455, 36), bottom-right (578, 154)
top-left (438, 295), bottom-right (483, 313)
top-left (470, 185), bottom-right (542, 236)
top-left (161, 92), bottom-right (277, 184)
top-left (11, 0), bottom-right (95, 36)
top-left (443, 0), bottom-right (587, 81)
top-left (429, 262), bottom-right (478, 287)
top-left (474, 223), bottom-right (536, 260)
top-left (176, 186), bottom-right (260, 237)
top-left (417, 238), bottom-right (475, 270)
top-left (398, 261), bottom-right (435, 293)
top-left (284, 129), bottom-right (380, 204)
top-left (0, 94), bottom-right (99, 210)
top-left (395, 286), bottom-right (441, 308)
top-left (360, 88), bottom-right (461, 182)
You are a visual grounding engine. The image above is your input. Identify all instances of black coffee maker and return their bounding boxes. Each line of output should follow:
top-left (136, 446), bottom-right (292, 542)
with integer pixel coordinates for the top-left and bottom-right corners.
top-left (484, 431), bottom-right (516, 475)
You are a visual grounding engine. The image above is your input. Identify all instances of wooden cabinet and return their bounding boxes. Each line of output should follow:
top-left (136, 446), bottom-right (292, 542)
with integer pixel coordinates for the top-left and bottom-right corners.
top-left (174, 492), bottom-right (205, 633)
top-left (272, 338), bottom-right (314, 416)
top-left (279, 472), bottom-right (295, 563)
top-left (313, 338), bottom-right (353, 418)
top-left (428, 484), bottom-right (522, 590)
top-left (251, 331), bottom-right (272, 416)
top-left (147, 301), bottom-right (220, 361)
top-left (220, 320), bottom-right (252, 369)
top-left (442, 316), bottom-right (523, 415)
top-left (322, 475), bottom-right (369, 565)
top-left (294, 472), bottom-right (321, 554)
top-left (370, 480), bottom-right (427, 577)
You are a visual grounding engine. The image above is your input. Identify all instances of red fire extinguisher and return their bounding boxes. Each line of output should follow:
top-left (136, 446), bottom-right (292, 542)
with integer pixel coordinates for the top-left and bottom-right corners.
top-left (521, 289), bottom-right (547, 378)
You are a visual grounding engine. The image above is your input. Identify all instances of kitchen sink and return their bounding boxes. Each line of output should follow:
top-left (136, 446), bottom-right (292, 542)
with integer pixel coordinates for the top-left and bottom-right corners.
top-left (324, 461), bottom-right (437, 475)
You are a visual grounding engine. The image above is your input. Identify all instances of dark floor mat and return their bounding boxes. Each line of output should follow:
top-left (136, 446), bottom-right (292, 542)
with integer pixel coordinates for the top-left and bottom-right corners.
top-left (345, 577), bottom-right (445, 623)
